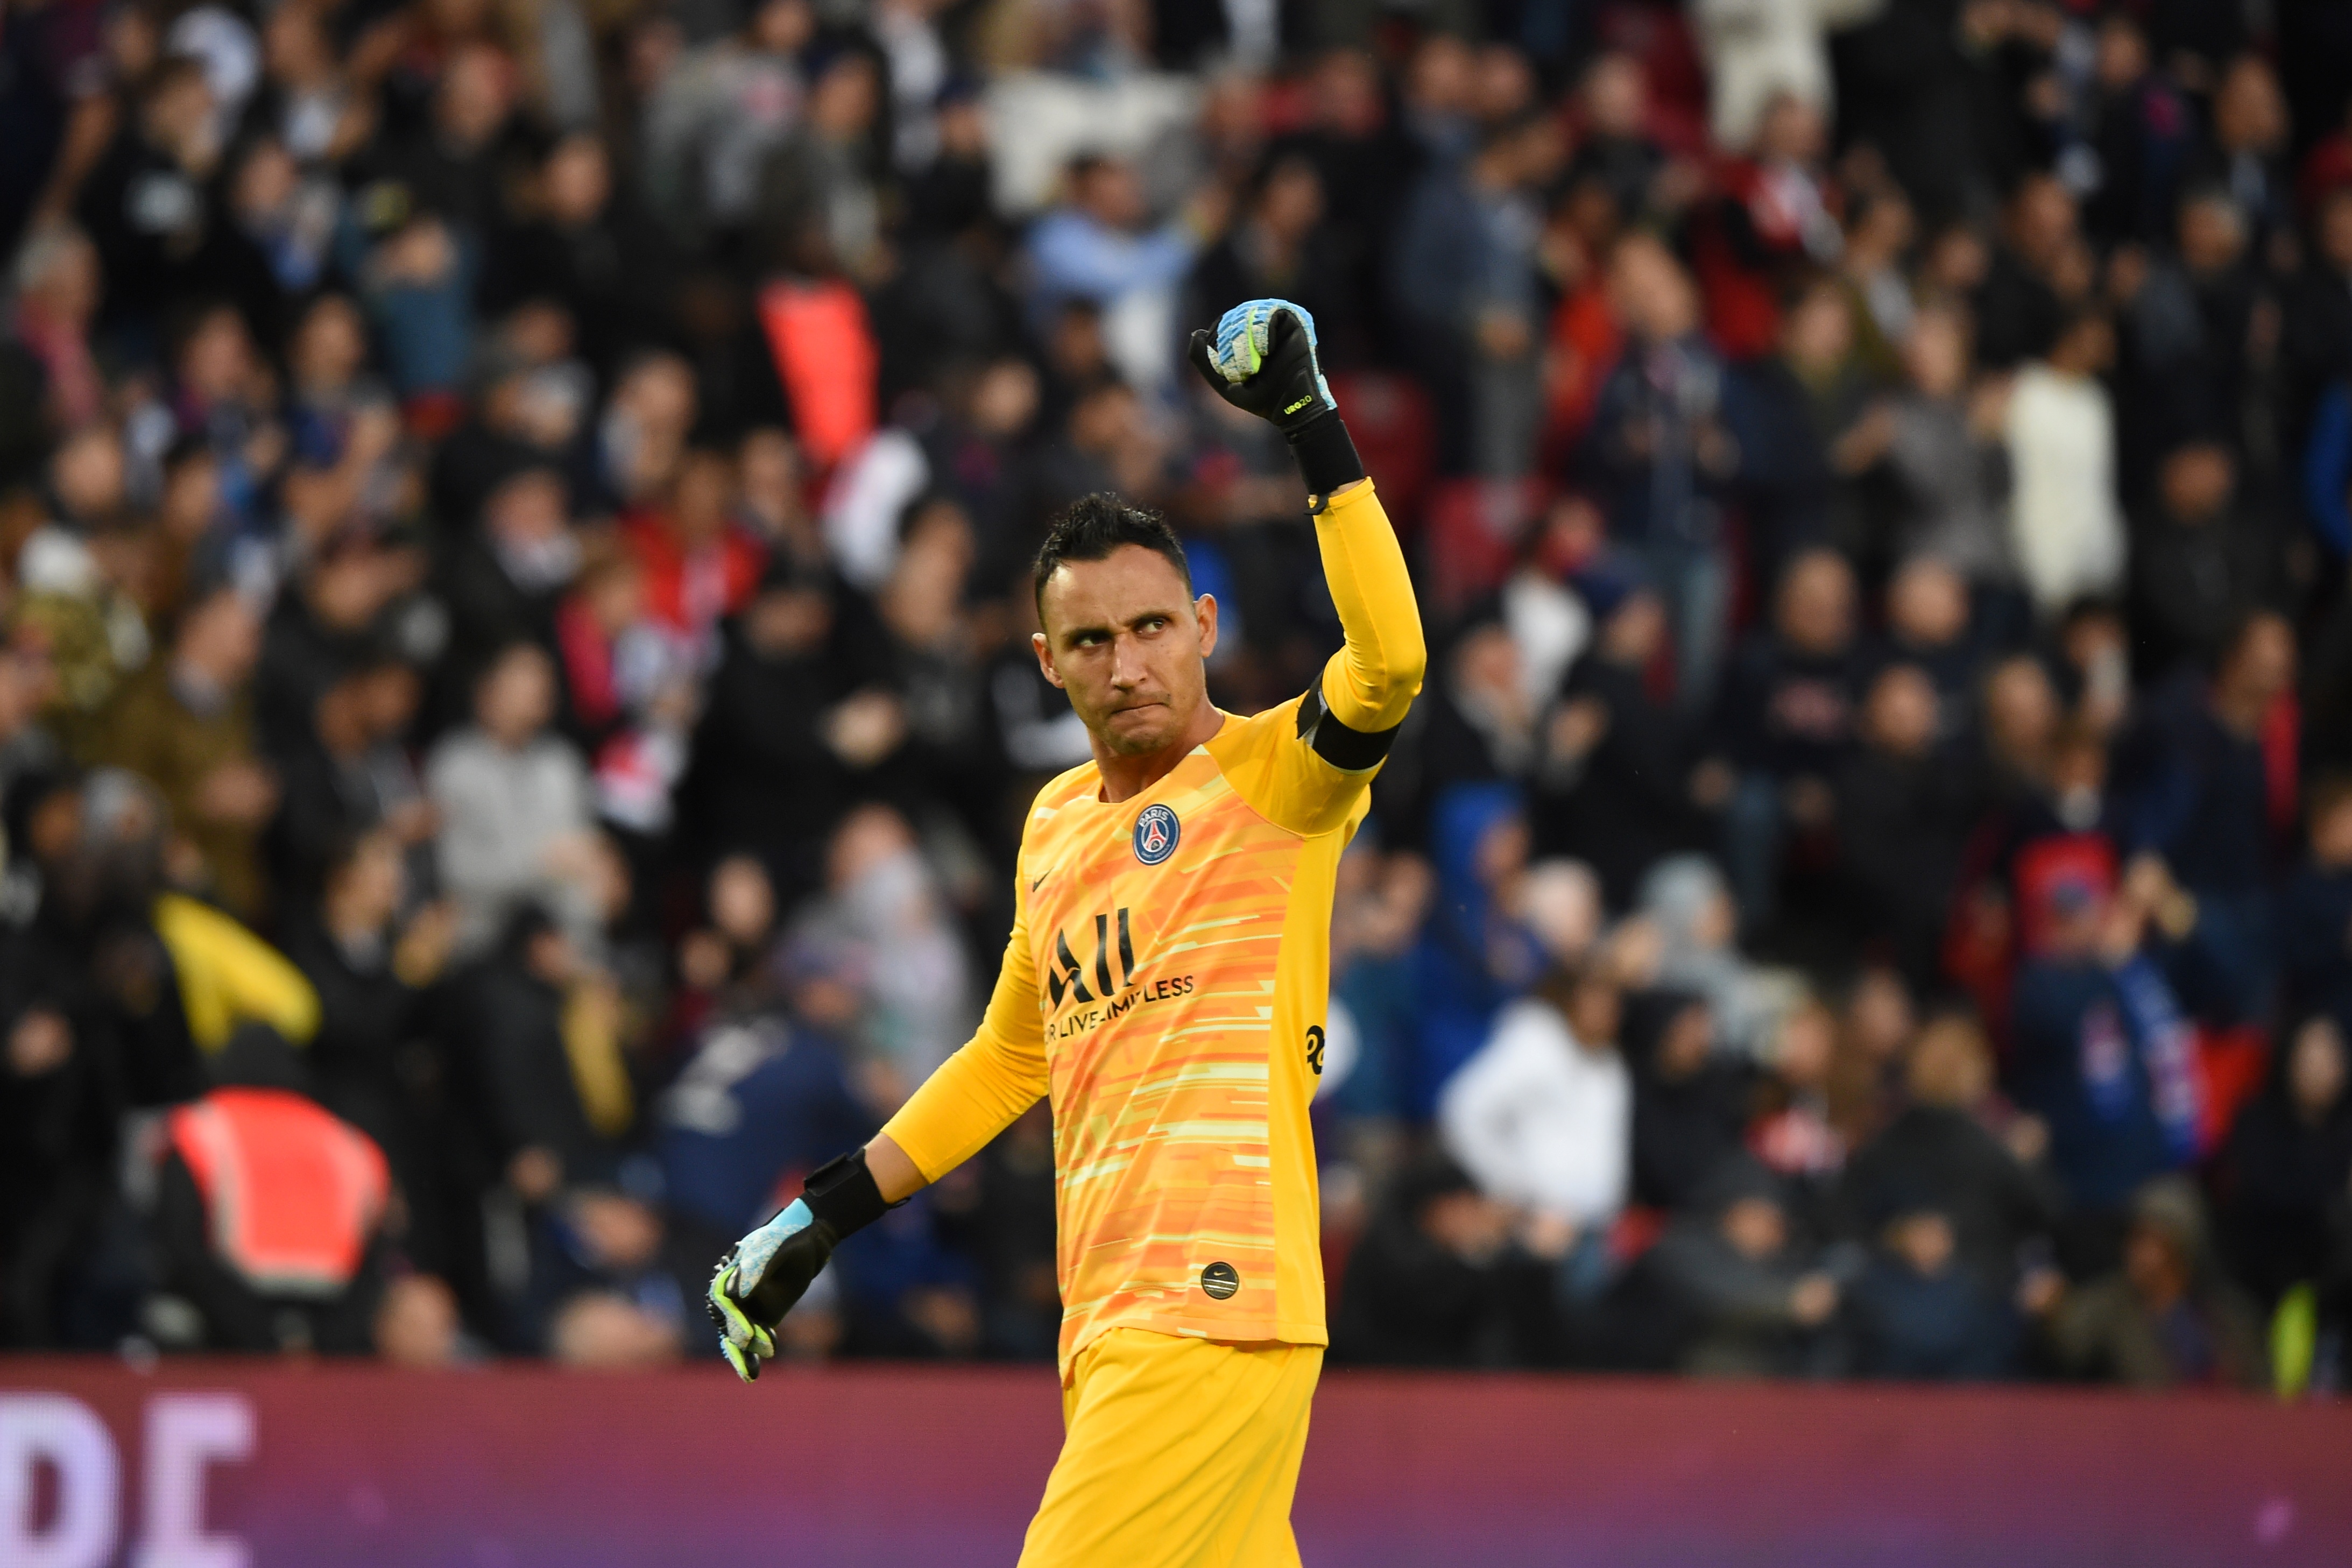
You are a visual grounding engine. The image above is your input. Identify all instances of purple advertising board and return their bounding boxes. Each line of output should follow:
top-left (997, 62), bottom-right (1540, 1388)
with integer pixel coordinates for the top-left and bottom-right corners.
top-left (4, 1359), bottom-right (2348, 1566)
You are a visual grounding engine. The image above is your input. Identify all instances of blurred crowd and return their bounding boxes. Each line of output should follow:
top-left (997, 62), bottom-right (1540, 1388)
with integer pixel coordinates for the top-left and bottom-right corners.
top-left (2, 0), bottom-right (2351, 1392)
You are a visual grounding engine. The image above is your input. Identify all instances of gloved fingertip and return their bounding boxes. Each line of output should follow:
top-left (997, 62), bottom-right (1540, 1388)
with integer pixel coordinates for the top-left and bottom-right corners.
top-left (1185, 330), bottom-right (1220, 384)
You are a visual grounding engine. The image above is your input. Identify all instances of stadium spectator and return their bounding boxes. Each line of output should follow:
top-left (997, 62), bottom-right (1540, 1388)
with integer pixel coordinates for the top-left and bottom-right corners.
top-left (1583, 232), bottom-right (1737, 707)
top-left (6, 223), bottom-right (103, 447)
top-left (1690, 0), bottom-right (1875, 153)
top-left (1870, 301), bottom-right (2017, 596)
top-left (1544, 580), bottom-right (1709, 905)
top-left (1975, 173), bottom-right (2090, 372)
top-left (2216, 1014), bottom-right (2352, 1311)
top-left (427, 640), bottom-right (601, 960)
top-left (683, 557), bottom-right (897, 891)
top-left (88, 582), bottom-right (274, 920)
top-left (2008, 868), bottom-right (2198, 1273)
top-left (1639, 1156), bottom-right (1842, 1377)
top-left (1722, 276), bottom-right (1867, 583)
top-left (786, 803), bottom-right (972, 1097)
top-left (1875, 555), bottom-right (1984, 749)
top-left (1638, 854), bottom-right (1780, 1063)
top-left (1842, 1014), bottom-right (2060, 1301)
top-left (1026, 153), bottom-right (1205, 394)
top-left (2116, 611), bottom-right (2297, 1023)
top-left (151, 1023), bottom-right (391, 1353)
top-left (2130, 442), bottom-right (2279, 680)
top-left (1392, 111), bottom-right (1563, 477)
top-left (1711, 547), bottom-right (1865, 931)
top-left (462, 903), bottom-right (627, 1217)
top-left (1439, 959), bottom-right (1630, 1302)
top-left (2003, 309), bottom-right (2124, 621)
top-left (1331, 1154), bottom-right (1556, 1368)
top-left (281, 829), bottom-right (449, 1262)
top-left (2038, 1176), bottom-right (2268, 1389)
top-left (1628, 990), bottom-right (1751, 1213)
top-left (1833, 661), bottom-right (1976, 983)
top-left (1746, 994), bottom-right (1846, 1206)
top-left (1846, 1194), bottom-right (2023, 1381)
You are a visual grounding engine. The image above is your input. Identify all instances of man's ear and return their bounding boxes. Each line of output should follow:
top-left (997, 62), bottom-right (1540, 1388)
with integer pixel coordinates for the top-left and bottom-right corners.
top-left (1194, 593), bottom-right (1219, 662)
top-left (1032, 630), bottom-right (1065, 689)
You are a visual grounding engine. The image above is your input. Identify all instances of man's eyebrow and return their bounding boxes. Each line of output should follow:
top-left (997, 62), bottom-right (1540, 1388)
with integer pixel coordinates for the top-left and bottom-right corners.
top-left (1056, 605), bottom-right (1186, 642)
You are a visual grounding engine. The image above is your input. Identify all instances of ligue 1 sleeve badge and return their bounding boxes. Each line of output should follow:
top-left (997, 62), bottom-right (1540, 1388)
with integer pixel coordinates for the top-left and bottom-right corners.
top-left (1132, 802), bottom-right (1181, 865)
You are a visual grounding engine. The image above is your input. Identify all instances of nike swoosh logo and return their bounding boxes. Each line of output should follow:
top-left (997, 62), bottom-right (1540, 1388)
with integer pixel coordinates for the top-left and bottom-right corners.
top-left (1030, 872), bottom-right (1049, 892)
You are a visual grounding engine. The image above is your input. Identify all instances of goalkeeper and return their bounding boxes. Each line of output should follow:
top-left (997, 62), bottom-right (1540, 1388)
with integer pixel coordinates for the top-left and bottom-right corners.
top-left (708, 299), bottom-right (1424, 1568)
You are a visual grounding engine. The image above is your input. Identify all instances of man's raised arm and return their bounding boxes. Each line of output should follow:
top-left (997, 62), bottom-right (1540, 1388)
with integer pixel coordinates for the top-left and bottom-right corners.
top-left (1189, 299), bottom-right (1426, 802)
top-left (1305, 477), bottom-right (1424, 748)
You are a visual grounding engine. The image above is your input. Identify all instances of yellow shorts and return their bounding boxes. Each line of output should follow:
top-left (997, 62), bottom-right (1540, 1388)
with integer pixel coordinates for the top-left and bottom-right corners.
top-left (1017, 1329), bottom-right (1324, 1568)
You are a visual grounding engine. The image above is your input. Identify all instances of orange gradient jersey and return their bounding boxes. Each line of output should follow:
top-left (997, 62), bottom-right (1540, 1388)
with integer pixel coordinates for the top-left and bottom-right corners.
top-left (881, 481), bottom-right (1423, 1372)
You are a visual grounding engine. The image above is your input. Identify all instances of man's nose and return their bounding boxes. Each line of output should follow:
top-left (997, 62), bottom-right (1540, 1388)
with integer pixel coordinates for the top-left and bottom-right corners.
top-left (1108, 633), bottom-right (1146, 687)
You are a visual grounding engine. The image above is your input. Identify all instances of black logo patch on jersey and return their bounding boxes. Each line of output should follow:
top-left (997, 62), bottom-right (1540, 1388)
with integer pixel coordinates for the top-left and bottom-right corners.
top-left (1200, 1261), bottom-right (1241, 1301)
top-left (1133, 802), bottom-right (1181, 865)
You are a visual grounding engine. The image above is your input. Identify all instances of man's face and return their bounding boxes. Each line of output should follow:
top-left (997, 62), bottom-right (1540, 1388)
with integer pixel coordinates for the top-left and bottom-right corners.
top-left (1034, 546), bottom-right (1217, 759)
top-left (180, 593), bottom-right (263, 684)
top-left (1721, 1196), bottom-right (1787, 1261)
top-left (2123, 1225), bottom-right (2188, 1306)
top-left (1865, 666), bottom-right (1938, 759)
top-left (2224, 616), bottom-right (2296, 705)
top-left (1887, 1212), bottom-right (1955, 1277)
top-left (2160, 444), bottom-right (2234, 521)
top-left (1079, 162), bottom-right (1144, 231)
top-left (479, 648), bottom-right (555, 741)
top-left (1777, 553), bottom-right (1854, 655)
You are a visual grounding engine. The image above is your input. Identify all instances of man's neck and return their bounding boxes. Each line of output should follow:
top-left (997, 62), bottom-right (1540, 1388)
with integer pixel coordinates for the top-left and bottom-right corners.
top-left (1092, 705), bottom-right (1225, 804)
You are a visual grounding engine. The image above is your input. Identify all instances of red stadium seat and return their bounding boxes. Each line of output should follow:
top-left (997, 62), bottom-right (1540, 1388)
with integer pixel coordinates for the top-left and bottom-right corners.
top-left (1327, 370), bottom-right (1435, 534)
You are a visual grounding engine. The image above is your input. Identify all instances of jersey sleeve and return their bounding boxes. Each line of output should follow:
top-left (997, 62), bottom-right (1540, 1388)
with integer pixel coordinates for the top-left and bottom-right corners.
top-left (1212, 479), bottom-right (1427, 837)
top-left (879, 865), bottom-right (1049, 1183)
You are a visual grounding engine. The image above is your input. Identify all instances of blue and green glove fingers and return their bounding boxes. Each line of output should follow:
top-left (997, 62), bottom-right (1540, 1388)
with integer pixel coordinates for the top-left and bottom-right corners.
top-left (1186, 299), bottom-right (1367, 498)
top-left (706, 1147), bottom-right (895, 1382)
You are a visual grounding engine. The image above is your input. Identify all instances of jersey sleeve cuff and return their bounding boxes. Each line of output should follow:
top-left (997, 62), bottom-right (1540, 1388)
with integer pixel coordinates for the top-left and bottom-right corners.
top-left (1291, 413), bottom-right (1367, 501)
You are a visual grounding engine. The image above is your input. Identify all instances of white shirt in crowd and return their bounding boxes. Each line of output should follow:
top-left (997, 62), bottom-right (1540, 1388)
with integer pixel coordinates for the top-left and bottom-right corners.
top-left (425, 728), bottom-right (594, 958)
top-left (2004, 361), bottom-right (2124, 617)
top-left (1438, 997), bottom-right (1632, 1229)
top-left (1690, 0), bottom-right (1884, 150)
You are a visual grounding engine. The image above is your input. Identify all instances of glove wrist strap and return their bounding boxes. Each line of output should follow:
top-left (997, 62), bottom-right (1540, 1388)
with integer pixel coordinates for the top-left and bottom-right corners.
top-left (1287, 411), bottom-right (1366, 498)
top-left (801, 1148), bottom-right (894, 1240)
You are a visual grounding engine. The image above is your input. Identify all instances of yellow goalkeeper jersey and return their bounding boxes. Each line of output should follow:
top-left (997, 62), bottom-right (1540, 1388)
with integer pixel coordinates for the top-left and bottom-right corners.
top-left (880, 480), bottom-right (1423, 1373)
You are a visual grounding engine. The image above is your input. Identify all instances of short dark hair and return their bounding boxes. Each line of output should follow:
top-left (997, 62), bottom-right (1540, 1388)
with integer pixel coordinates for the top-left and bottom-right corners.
top-left (1031, 493), bottom-right (1191, 622)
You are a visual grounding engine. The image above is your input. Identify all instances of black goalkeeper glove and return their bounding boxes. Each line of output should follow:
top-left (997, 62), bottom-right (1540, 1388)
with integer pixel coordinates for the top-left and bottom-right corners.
top-left (1186, 299), bottom-right (1367, 498)
top-left (705, 1148), bottom-right (893, 1382)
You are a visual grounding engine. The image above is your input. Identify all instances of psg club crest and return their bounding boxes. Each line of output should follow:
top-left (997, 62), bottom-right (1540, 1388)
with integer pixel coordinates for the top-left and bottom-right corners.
top-left (1133, 803), bottom-right (1181, 866)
